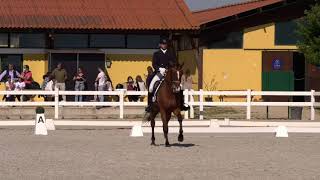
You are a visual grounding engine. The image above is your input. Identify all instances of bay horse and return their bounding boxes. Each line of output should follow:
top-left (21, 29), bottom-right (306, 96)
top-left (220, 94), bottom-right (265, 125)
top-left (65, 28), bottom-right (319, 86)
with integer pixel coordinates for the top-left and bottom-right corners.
top-left (147, 63), bottom-right (184, 147)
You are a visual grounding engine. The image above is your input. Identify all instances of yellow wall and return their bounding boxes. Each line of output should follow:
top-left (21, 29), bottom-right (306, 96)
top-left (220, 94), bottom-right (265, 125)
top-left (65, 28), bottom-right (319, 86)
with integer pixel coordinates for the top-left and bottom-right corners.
top-left (178, 50), bottom-right (199, 90)
top-left (106, 54), bottom-right (152, 86)
top-left (203, 23), bottom-right (298, 101)
top-left (243, 23), bottom-right (297, 50)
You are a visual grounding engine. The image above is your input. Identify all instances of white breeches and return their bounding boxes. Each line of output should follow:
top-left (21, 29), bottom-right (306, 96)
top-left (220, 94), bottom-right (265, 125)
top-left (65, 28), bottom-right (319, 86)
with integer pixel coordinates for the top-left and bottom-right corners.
top-left (149, 68), bottom-right (166, 93)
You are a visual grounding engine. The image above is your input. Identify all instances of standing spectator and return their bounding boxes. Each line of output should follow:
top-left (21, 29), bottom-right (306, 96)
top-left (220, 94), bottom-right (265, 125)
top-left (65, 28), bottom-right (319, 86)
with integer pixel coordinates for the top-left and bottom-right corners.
top-left (73, 67), bottom-right (86, 102)
top-left (126, 76), bottom-right (138, 102)
top-left (181, 69), bottom-right (195, 90)
top-left (0, 64), bottom-right (21, 82)
top-left (4, 76), bottom-right (15, 101)
top-left (95, 67), bottom-right (106, 102)
top-left (14, 78), bottom-right (26, 101)
top-left (136, 75), bottom-right (147, 101)
top-left (52, 63), bottom-right (67, 101)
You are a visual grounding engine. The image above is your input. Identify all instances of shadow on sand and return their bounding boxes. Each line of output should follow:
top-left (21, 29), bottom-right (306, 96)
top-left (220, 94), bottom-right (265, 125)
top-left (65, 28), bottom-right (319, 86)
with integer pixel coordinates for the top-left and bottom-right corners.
top-left (153, 143), bottom-right (197, 148)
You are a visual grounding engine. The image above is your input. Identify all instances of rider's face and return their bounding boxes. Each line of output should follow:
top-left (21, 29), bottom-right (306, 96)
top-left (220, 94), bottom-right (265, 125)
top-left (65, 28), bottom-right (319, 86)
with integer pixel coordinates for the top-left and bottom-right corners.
top-left (159, 43), bottom-right (167, 50)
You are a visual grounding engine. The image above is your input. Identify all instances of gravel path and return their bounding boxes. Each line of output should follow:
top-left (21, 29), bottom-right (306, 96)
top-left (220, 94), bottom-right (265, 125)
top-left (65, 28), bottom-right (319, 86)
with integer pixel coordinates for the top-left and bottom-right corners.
top-left (1, 129), bottom-right (320, 180)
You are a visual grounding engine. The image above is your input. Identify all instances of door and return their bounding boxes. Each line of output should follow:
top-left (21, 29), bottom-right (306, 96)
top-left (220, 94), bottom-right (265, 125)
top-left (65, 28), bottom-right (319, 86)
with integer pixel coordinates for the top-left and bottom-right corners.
top-left (78, 54), bottom-right (105, 91)
top-left (262, 51), bottom-right (294, 101)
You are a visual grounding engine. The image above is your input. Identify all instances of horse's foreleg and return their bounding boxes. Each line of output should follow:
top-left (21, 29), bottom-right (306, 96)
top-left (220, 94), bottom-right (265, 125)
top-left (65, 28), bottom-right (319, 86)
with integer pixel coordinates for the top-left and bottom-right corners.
top-left (151, 119), bottom-right (155, 145)
top-left (174, 110), bottom-right (184, 142)
top-left (161, 111), bottom-right (171, 147)
top-left (149, 112), bottom-right (157, 146)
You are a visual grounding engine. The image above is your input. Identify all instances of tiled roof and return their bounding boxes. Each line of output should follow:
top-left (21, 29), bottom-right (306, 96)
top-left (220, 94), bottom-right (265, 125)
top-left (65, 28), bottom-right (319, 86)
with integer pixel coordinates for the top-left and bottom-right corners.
top-left (193, 0), bottom-right (285, 25)
top-left (185, 0), bottom-right (255, 12)
top-left (0, 0), bottom-right (198, 30)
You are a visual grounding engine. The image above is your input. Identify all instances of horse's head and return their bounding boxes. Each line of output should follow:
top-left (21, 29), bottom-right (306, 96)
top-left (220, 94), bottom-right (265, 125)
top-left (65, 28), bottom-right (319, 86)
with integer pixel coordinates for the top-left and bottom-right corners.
top-left (166, 63), bottom-right (184, 93)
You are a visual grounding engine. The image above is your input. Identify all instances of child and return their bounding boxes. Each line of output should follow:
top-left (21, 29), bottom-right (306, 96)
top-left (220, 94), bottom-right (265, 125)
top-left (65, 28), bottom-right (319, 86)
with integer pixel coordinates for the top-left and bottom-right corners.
top-left (14, 78), bottom-right (26, 101)
top-left (5, 77), bottom-right (15, 101)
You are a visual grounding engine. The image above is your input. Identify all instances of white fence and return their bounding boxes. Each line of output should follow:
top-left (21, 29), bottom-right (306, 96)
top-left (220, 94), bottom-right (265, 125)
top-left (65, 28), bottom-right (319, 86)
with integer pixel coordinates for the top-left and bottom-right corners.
top-left (0, 89), bottom-right (318, 120)
top-left (184, 89), bottom-right (317, 120)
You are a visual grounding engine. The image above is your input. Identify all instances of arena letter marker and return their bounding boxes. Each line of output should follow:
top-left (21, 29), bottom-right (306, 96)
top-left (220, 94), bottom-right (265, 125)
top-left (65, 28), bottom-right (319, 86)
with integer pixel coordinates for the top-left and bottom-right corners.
top-left (130, 123), bottom-right (143, 137)
top-left (275, 126), bottom-right (288, 137)
top-left (35, 107), bottom-right (48, 135)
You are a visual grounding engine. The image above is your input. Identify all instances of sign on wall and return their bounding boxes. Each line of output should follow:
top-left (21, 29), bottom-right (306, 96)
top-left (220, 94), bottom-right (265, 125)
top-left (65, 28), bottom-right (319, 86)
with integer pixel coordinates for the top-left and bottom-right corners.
top-left (272, 59), bottom-right (282, 70)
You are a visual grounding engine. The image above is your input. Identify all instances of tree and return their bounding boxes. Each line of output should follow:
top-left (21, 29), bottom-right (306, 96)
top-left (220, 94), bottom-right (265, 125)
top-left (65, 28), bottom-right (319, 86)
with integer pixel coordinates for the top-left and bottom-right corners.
top-left (296, 3), bottom-right (320, 65)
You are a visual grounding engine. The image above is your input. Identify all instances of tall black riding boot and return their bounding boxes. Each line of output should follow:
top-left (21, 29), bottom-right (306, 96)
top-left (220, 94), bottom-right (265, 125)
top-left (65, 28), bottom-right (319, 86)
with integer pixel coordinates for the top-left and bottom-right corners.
top-left (145, 92), bottom-right (153, 112)
top-left (180, 90), bottom-right (190, 111)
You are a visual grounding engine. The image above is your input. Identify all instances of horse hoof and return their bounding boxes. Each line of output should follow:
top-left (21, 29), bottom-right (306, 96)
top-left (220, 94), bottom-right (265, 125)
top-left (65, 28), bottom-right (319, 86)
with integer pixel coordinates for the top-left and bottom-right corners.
top-left (151, 142), bottom-right (156, 146)
top-left (178, 135), bottom-right (184, 142)
top-left (165, 142), bottom-right (170, 147)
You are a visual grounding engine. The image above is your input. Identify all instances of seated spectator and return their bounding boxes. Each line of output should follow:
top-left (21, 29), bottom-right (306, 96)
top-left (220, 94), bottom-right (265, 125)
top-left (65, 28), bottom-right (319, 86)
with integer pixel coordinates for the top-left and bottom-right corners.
top-left (5, 77), bottom-right (15, 101)
top-left (136, 75), bottom-right (147, 101)
top-left (14, 78), bottom-right (26, 102)
top-left (126, 76), bottom-right (139, 102)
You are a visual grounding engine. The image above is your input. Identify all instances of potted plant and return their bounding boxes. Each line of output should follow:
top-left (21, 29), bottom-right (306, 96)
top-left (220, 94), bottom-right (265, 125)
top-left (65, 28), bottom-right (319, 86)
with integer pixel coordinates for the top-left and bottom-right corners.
top-left (204, 76), bottom-right (218, 102)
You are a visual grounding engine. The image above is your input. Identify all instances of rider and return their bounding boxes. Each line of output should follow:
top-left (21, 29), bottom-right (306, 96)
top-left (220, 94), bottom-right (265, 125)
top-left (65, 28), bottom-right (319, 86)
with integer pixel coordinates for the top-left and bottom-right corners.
top-left (145, 38), bottom-right (189, 112)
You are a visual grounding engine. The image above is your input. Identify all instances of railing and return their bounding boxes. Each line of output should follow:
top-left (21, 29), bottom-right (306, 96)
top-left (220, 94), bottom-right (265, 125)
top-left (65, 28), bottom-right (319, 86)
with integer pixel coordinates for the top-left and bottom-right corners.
top-left (184, 89), bottom-right (317, 120)
top-left (0, 88), bottom-right (147, 119)
top-left (0, 89), bottom-right (318, 120)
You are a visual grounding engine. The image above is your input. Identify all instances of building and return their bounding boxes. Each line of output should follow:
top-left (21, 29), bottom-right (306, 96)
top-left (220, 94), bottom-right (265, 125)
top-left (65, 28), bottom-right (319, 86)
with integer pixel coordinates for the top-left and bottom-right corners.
top-left (0, 0), bottom-right (316, 101)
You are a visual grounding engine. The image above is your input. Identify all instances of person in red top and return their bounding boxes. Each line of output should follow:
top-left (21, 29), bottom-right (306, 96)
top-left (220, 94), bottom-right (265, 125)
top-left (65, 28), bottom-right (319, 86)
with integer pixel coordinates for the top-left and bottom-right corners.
top-left (20, 65), bottom-right (33, 89)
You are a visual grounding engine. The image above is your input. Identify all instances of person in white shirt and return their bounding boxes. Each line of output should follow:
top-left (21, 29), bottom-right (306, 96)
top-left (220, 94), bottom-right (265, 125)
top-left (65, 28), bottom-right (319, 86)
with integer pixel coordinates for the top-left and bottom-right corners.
top-left (181, 69), bottom-right (195, 90)
top-left (136, 75), bottom-right (147, 101)
top-left (95, 67), bottom-right (106, 102)
top-left (14, 78), bottom-right (26, 101)
top-left (4, 77), bottom-right (15, 101)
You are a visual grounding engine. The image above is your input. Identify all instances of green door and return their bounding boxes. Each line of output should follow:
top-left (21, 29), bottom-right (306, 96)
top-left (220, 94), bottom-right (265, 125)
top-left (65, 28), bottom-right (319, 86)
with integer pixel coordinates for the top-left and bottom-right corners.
top-left (262, 71), bottom-right (294, 91)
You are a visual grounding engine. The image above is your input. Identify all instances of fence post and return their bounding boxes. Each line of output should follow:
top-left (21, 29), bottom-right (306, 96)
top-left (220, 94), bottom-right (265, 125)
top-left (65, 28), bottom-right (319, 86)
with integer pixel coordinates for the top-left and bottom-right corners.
top-left (190, 90), bottom-right (195, 119)
top-left (184, 89), bottom-right (189, 120)
top-left (54, 87), bottom-right (59, 119)
top-left (119, 89), bottom-right (124, 119)
top-left (311, 90), bottom-right (315, 121)
top-left (246, 89), bottom-right (251, 120)
top-left (199, 89), bottom-right (204, 120)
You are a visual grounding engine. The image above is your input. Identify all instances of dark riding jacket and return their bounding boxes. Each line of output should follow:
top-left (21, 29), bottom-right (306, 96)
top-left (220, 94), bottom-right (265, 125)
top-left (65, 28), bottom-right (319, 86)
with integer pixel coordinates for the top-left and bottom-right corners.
top-left (152, 49), bottom-right (176, 71)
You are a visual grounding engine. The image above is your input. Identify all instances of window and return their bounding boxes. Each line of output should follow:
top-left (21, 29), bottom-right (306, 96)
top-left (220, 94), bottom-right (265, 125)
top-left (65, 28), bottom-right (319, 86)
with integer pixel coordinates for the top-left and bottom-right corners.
top-left (0, 55), bottom-right (23, 81)
top-left (127, 35), bottom-right (160, 49)
top-left (208, 31), bottom-right (243, 49)
top-left (54, 34), bottom-right (88, 48)
top-left (275, 19), bottom-right (300, 45)
top-left (10, 33), bottom-right (46, 48)
top-left (90, 34), bottom-right (125, 48)
top-left (0, 33), bottom-right (9, 48)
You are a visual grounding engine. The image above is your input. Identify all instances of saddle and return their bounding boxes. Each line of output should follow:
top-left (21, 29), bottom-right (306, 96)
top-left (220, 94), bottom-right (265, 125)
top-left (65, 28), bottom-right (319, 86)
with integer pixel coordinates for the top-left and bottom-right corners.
top-left (152, 79), bottom-right (164, 102)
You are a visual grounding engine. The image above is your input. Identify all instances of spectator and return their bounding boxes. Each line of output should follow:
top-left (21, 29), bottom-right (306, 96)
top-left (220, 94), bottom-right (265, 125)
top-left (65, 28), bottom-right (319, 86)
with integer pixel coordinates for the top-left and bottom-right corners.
top-left (41, 72), bottom-right (51, 90)
top-left (146, 66), bottom-right (154, 89)
top-left (4, 76), bottom-right (15, 101)
top-left (136, 75), bottom-right (147, 101)
top-left (181, 69), bottom-right (195, 90)
top-left (14, 78), bottom-right (26, 102)
top-left (52, 63), bottom-right (67, 101)
top-left (20, 65), bottom-right (33, 89)
top-left (0, 64), bottom-right (21, 82)
top-left (73, 67), bottom-right (86, 102)
top-left (95, 67), bottom-right (106, 102)
top-left (44, 76), bottom-right (55, 101)
top-left (126, 76), bottom-right (138, 102)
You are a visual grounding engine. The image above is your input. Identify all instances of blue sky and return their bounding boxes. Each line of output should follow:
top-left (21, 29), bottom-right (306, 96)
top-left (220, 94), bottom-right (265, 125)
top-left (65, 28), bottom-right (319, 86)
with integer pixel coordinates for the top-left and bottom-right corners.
top-left (184, 0), bottom-right (252, 11)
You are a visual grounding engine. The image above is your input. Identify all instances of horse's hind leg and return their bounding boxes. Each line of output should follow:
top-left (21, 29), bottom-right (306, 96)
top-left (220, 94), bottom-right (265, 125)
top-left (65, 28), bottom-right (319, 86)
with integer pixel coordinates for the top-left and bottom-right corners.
top-left (174, 109), bottom-right (184, 142)
top-left (161, 111), bottom-right (171, 147)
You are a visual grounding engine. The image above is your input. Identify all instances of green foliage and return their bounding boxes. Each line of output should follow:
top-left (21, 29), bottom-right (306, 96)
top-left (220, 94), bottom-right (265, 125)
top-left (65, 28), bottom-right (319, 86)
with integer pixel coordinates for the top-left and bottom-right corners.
top-left (297, 3), bottom-right (320, 65)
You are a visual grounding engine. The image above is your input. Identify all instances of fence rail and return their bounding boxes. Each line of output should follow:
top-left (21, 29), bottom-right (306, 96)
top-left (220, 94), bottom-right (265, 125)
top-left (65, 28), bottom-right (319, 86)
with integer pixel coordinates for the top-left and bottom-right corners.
top-left (0, 89), bottom-right (317, 120)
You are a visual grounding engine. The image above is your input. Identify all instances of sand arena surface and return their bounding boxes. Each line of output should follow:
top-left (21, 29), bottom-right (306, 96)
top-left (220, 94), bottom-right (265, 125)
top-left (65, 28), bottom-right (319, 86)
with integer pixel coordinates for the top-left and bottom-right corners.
top-left (0, 128), bottom-right (320, 180)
